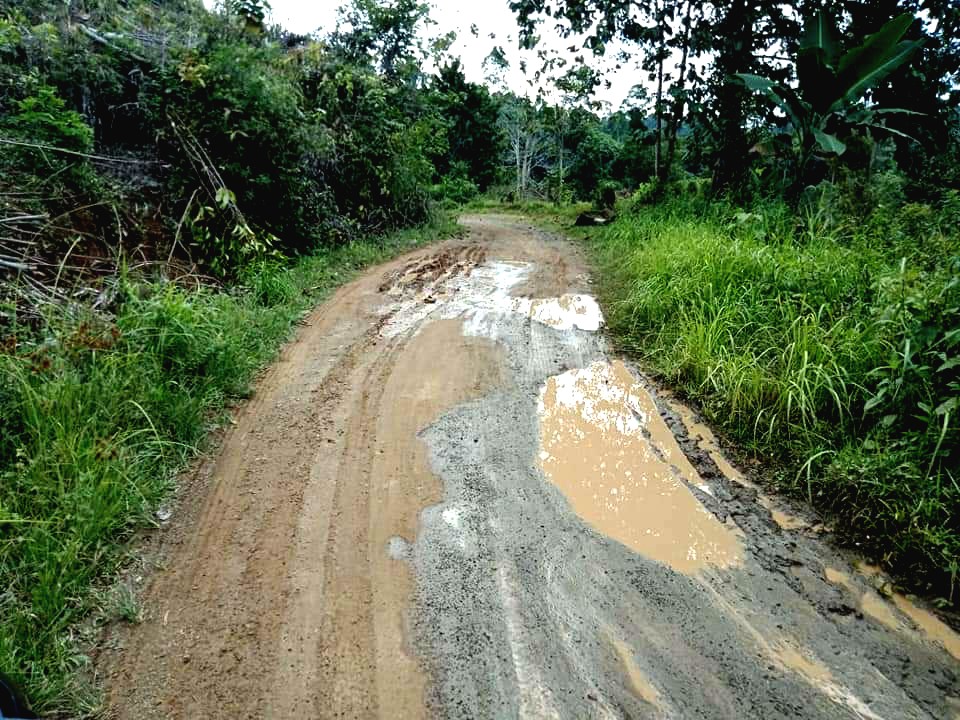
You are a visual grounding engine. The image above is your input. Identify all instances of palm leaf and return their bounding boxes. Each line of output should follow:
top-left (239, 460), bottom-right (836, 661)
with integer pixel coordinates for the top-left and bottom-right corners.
top-left (836, 14), bottom-right (922, 108)
top-left (799, 10), bottom-right (840, 67)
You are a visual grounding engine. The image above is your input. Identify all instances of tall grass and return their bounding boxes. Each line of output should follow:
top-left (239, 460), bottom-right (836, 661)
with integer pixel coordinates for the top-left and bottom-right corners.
top-left (0, 216), bottom-right (457, 715)
top-left (586, 189), bottom-right (959, 601)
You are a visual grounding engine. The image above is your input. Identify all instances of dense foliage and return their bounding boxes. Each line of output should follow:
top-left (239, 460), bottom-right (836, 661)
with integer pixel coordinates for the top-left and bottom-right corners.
top-left (0, 0), bottom-right (499, 285)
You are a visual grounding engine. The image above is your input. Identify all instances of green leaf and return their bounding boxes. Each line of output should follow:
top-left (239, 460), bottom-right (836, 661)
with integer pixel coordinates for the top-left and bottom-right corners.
top-left (813, 129), bottom-right (846, 155)
top-left (734, 73), bottom-right (775, 93)
top-left (864, 392), bottom-right (886, 413)
top-left (734, 74), bottom-right (806, 130)
top-left (938, 357), bottom-right (960, 372)
top-left (836, 14), bottom-right (922, 107)
top-left (799, 11), bottom-right (840, 67)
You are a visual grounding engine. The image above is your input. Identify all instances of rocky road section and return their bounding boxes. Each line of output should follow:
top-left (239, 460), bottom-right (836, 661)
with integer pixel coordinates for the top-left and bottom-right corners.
top-left (99, 215), bottom-right (959, 719)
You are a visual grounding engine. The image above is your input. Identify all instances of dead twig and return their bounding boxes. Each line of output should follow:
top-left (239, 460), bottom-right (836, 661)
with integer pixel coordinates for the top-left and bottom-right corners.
top-left (0, 137), bottom-right (159, 165)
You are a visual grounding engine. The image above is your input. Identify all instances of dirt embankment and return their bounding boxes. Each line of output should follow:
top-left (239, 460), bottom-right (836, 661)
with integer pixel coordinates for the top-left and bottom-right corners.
top-left (98, 215), bottom-right (959, 719)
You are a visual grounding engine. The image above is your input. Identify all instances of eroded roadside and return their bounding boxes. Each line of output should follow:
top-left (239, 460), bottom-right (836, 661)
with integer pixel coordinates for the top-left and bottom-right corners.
top-left (98, 214), bottom-right (959, 719)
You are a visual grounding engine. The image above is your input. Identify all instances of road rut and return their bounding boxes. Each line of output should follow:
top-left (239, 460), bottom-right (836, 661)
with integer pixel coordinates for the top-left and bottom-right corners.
top-left (99, 215), bottom-right (959, 719)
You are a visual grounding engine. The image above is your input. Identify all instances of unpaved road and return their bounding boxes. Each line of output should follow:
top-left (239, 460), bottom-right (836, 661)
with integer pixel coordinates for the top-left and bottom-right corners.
top-left (99, 216), bottom-right (960, 719)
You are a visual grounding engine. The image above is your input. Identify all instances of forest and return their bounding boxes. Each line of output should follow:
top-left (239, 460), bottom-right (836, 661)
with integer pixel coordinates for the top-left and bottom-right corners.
top-left (0, 0), bottom-right (958, 714)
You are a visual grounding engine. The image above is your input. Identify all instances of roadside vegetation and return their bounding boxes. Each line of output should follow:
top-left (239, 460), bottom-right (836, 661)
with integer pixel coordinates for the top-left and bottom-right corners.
top-left (2, 0), bottom-right (959, 713)
top-left (0, 0), bottom-right (482, 713)
top-left (589, 188), bottom-right (958, 601)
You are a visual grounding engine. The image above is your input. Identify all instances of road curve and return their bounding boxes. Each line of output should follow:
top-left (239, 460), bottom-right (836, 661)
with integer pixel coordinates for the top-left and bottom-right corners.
top-left (99, 215), bottom-right (960, 719)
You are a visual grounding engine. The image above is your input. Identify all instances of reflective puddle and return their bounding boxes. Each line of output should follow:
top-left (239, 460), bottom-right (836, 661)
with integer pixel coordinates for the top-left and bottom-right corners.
top-left (521, 294), bottom-right (604, 331)
top-left (537, 360), bottom-right (742, 574)
top-left (380, 260), bottom-right (605, 337)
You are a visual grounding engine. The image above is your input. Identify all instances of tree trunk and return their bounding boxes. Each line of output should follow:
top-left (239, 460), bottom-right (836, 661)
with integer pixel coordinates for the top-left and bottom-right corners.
top-left (664, 0), bottom-right (693, 182)
top-left (711, 0), bottom-right (754, 200)
top-left (654, 1), bottom-right (665, 181)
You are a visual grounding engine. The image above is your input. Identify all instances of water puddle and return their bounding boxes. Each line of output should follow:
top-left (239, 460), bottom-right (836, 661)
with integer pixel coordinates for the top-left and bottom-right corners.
top-left (840, 563), bottom-right (960, 660)
top-left (379, 260), bottom-right (604, 338)
top-left (536, 360), bottom-right (742, 574)
top-left (758, 496), bottom-right (810, 531)
top-left (522, 294), bottom-right (603, 331)
top-left (606, 632), bottom-right (664, 709)
top-left (889, 595), bottom-right (960, 661)
top-left (667, 399), bottom-right (746, 486)
top-left (824, 567), bottom-right (901, 631)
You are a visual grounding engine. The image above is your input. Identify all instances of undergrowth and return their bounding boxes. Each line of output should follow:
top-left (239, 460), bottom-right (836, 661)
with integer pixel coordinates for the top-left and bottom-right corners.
top-left (583, 188), bottom-right (959, 603)
top-left (0, 215), bottom-right (456, 715)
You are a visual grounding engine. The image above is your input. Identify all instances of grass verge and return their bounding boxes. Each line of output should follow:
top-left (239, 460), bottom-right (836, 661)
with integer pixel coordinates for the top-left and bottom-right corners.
top-left (0, 214), bottom-right (457, 716)
top-left (556, 196), bottom-right (959, 603)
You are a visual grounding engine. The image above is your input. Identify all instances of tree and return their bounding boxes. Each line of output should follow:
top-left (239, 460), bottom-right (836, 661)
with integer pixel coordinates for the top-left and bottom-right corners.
top-left (736, 11), bottom-right (923, 192)
top-left (431, 61), bottom-right (503, 191)
top-left (499, 96), bottom-right (547, 199)
top-left (329, 0), bottom-right (429, 80)
top-left (508, 0), bottom-right (790, 197)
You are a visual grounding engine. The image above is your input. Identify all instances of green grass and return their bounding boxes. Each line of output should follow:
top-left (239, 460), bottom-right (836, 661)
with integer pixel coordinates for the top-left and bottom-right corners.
top-left (0, 214), bottom-right (457, 716)
top-left (577, 193), bottom-right (959, 602)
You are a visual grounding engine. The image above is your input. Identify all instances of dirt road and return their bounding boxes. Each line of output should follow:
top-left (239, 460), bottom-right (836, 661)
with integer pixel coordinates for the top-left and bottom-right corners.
top-left (99, 215), bottom-right (959, 719)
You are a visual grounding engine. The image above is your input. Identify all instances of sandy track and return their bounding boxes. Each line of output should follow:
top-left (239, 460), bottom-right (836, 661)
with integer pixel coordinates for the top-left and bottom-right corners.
top-left (99, 216), bottom-right (959, 719)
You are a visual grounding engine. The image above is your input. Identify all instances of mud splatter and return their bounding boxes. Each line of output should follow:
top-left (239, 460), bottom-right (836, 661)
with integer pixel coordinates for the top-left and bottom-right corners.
top-left (667, 399), bottom-right (746, 486)
top-left (536, 360), bottom-right (742, 573)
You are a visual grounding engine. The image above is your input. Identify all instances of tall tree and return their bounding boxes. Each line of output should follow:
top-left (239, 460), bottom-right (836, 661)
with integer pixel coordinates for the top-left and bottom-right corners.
top-left (431, 60), bottom-right (503, 190)
top-left (499, 96), bottom-right (547, 199)
top-left (329, 0), bottom-right (429, 79)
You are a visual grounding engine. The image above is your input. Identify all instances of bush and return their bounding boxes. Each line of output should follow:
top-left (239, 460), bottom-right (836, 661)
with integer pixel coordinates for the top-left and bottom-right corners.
top-left (0, 84), bottom-right (98, 200)
top-left (431, 161), bottom-right (480, 205)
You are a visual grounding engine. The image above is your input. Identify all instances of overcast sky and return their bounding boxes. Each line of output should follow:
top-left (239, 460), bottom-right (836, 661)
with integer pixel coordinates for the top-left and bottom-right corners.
top-left (253, 1), bottom-right (641, 109)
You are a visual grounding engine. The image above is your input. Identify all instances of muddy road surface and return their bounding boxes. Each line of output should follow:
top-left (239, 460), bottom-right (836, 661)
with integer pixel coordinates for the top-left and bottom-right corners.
top-left (99, 215), bottom-right (960, 719)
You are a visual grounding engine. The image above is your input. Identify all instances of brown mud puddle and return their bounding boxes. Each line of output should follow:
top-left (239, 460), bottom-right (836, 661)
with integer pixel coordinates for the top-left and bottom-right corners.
top-left (852, 563), bottom-right (960, 661)
top-left (537, 360), bottom-right (742, 574)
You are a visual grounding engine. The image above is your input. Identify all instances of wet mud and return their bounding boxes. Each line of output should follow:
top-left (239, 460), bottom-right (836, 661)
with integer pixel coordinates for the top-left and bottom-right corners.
top-left (99, 214), bottom-right (959, 719)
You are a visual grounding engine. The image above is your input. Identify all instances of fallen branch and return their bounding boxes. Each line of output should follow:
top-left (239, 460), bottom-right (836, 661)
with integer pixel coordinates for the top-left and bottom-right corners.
top-left (0, 138), bottom-right (158, 165)
top-left (77, 23), bottom-right (149, 63)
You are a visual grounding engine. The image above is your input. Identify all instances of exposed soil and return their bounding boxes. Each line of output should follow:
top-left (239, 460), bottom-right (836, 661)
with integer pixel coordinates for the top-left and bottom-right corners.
top-left (97, 215), bottom-right (959, 719)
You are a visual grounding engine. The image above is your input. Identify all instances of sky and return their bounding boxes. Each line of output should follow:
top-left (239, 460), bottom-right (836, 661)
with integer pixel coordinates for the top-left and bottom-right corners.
top-left (256, 0), bottom-right (642, 109)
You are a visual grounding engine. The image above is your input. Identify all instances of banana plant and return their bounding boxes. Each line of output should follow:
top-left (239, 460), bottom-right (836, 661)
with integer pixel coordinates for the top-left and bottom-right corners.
top-left (735, 11), bottom-right (923, 189)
